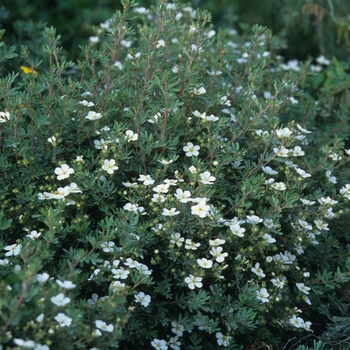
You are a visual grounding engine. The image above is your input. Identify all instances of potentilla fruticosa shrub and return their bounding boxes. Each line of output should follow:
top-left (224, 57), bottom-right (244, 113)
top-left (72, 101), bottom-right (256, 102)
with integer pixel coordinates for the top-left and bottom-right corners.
top-left (1, 1), bottom-right (350, 349)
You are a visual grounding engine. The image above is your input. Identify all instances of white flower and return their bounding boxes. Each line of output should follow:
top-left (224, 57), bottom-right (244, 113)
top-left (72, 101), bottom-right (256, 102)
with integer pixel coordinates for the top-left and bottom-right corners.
top-left (127, 52), bottom-right (142, 59)
top-left (69, 182), bottom-right (82, 193)
top-left (0, 111), bottom-right (10, 122)
top-left (47, 136), bottom-right (56, 144)
top-left (303, 295), bottom-right (312, 305)
top-left (256, 288), bottom-right (270, 303)
top-left (111, 267), bottom-right (130, 279)
top-left (134, 292), bottom-right (151, 307)
top-left (230, 224), bottom-right (245, 237)
top-left (264, 219), bottom-right (275, 229)
top-left (125, 130), bottom-right (138, 142)
top-left (174, 188), bottom-right (191, 203)
top-left (153, 183), bottom-right (170, 193)
top-left (220, 96), bottom-right (231, 106)
top-left (280, 59), bottom-right (300, 71)
top-left (110, 281), bottom-right (126, 292)
top-left (205, 114), bottom-right (219, 122)
top-left (35, 344), bottom-right (50, 350)
top-left (158, 159), bottom-right (174, 165)
top-left (156, 39), bottom-right (166, 48)
top-left (124, 258), bottom-right (140, 268)
top-left (297, 124), bottom-right (312, 133)
top-left (192, 110), bottom-right (218, 121)
top-left (256, 129), bottom-right (269, 137)
top-left (54, 164), bottom-right (74, 180)
top-left (53, 186), bottom-right (71, 199)
top-left (329, 152), bottom-right (342, 161)
top-left (89, 36), bottom-right (99, 43)
top-left (207, 70), bottom-right (223, 76)
top-left (289, 315), bottom-right (305, 328)
top-left (94, 139), bottom-right (107, 150)
top-left (271, 277), bottom-right (286, 289)
top-left (192, 87), bottom-right (206, 95)
top-left (210, 246), bottom-right (228, 262)
top-left (189, 166), bottom-right (197, 173)
top-left (51, 293), bottom-right (71, 306)
top-left (37, 192), bottom-right (54, 200)
top-left (296, 283), bottom-right (311, 294)
top-left (87, 293), bottom-right (99, 305)
top-left (100, 241), bottom-right (115, 252)
top-left (216, 332), bottom-right (232, 347)
top-left (136, 263), bottom-right (152, 275)
top-left (102, 159), bottom-right (119, 174)
top-left (138, 174), bottom-right (155, 185)
top-left (295, 168), bottom-right (311, 178)
top-left (273, 146), bottom-right (290, 157)
top-left (300, 198), bottom-right (315, 205)
top-left (285, 160), bottom-right (298, 168)
top-left (134, 7), bottom-right (149, 14)
top-left (276, 127), bottom-right (292, 138)
top-left (184, 274), bottom-right (203, 289)
top-left (26, 230), bottom-right (41, 240)
top-left (0, 258), bottom-right (9, 266)
top-left (200, 171), bottom-right (216, 185)
top-left (36, 313), bottom-right (44, 323)
top-left (292, 146), bottom-right (305, 156)
top-left (171, 321), bottom-right (184, 336)
top-left (79, 100), bottom-right (95, 107)
top-left (170, 233), bottom-right (184, 247)
top-left (123, 203), bottom-right (139, 212)
top-left (164, 179), bottom-right (178, 186)
top-left (262, 166), bottom-right (278, 175)
top-left (191, 200), bottom-right (211, 218)
top-left (340, 184), bottom-right (350, 199)
top-left (185, 239), bottom-right (201, 250)
top-left (316, 55), bottom-right (331, 65)
top-left (251, 263), bottom-right (266, 277)
top-left (56, 279), bottom-right (76, 289)
top-left (151, 339), bottom-right (168, 350)
top-left (85, 111), bottom-right (102, 120)
top-left (209, 238), bottom-right (226, 246)
top-left (314, 219), bottom-right (329, 231)
top-left (37, 273), bottom-right (50, 283)
top-left (13, 339), bottom-right (36, 348)
top-left (318, 197), bottom-right (338, 205)
top-left (4, 243), bottom-right (22, 256)
top-left (271, 182), bottom-right (287, 191)
top-left (123, 182), bottom-right (137, 188)
top-left (326, 170), bottom-right (337, 184)
top-left (246, 215), bottom-right (263, 224)
top-left (197, 258), bottom-right (213, 268)
top-left (152, 193), bottom-right (166, 203)
top-left (162, 208), bottom-right (180, 216)
top-left (183, 142), bottom-right (200, 157)
top-left (169, 336), bottom-right (181, 350)
top-left (263, 233), bottom-right (276, 243)
top-left (96, 320), bottom-right (114, 332)
top-left (304, 321), bottom-right (312, 331)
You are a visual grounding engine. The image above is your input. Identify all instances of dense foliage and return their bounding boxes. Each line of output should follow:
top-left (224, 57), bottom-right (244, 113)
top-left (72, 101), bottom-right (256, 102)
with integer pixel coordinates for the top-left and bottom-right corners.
top-left (1, 1), bottom-right (350, 349)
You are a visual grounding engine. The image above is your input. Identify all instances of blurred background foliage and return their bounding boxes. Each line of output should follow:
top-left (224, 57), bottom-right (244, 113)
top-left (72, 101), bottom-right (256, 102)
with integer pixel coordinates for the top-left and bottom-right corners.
top-left (1, 0), bottom-right (350, 62)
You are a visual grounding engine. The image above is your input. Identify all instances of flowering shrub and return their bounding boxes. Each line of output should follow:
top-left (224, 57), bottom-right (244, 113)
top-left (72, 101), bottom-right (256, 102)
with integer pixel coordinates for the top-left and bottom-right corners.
top-left (1, 1), bottom-right (350, 349)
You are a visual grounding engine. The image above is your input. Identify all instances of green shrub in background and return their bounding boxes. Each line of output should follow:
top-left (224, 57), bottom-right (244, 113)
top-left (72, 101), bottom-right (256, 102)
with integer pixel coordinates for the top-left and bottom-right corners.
top-left (2, 0), bottom-right (350, 63)
top-left (1, 0), bottom-right (350, 349)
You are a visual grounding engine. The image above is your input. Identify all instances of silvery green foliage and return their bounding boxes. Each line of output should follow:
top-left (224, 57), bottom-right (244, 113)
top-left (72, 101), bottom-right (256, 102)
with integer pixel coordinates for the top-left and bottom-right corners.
top-left (1, 1), bottom-right (350, 349)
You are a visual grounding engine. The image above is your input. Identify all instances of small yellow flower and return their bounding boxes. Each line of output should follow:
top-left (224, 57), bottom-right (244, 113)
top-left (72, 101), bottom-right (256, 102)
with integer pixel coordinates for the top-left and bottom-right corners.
top-left (20, 66), bottom-right (38, 75)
